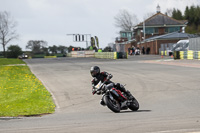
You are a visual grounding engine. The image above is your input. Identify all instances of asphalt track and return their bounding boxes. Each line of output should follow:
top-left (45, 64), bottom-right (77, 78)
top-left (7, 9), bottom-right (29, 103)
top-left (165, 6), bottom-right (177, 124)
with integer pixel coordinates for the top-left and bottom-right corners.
top-left (1, 55), bottom-right (200, 133)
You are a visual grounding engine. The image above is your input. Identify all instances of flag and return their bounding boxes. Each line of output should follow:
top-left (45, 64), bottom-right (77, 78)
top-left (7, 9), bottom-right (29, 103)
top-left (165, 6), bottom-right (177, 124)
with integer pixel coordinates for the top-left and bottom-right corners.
top-left (91, 37), bottom-right (95, 48)
top-left (95, 36), bottom-right (99, 48)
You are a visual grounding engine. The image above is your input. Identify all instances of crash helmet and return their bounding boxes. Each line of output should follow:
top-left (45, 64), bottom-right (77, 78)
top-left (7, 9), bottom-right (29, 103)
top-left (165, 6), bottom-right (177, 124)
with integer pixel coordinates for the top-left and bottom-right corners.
top-left (90, 66), bottom-right (100, 77)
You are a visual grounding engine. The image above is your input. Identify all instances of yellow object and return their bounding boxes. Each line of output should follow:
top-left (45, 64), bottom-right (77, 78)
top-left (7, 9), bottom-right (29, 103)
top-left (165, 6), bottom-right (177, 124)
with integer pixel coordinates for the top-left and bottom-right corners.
top-left (179, 51), bottom-right (184, 59)
top-left (44, 56), bottom-right (57, 58)
top-left (187, 51), bottom-right (193, 59)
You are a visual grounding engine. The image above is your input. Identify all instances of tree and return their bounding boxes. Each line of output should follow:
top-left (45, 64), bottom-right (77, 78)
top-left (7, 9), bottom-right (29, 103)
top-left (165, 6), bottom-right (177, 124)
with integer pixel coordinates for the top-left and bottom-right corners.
top-left (184, 6), bottom-right (190, 22)
top-left (41, 46), bottom-right (49, 55)
top-left (114, 9), bottom-right (138, 31)
top-left (26, 40), bottom-right (47, 54)
top-left (57, 45), bottom-right (68, 54)
top-left (49, 45), bottom-right (57, 55)
top-left (0, 11), bottom-right (18, 57)
top-left (143, 12), bottom-right (155, 20)
top-left (165, 8), bottom-right (173, 17)
top-left (172, 8), bottom-right (183, 20)
top-left (7, 45), bottom-right (22, 58)
top-left (103, 46), bottom-right (112, 52)
top-left (183, 5), bottom-right (200, 33)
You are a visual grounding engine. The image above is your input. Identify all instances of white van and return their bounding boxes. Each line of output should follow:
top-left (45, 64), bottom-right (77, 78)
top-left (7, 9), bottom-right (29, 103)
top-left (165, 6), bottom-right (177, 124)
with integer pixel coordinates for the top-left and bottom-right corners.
top-left (172, 40), bottom-right (189, 51)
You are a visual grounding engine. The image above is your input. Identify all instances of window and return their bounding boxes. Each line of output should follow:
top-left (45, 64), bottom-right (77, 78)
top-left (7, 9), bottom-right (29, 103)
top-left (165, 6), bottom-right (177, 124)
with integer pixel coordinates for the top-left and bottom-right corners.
top-left (165, 27), bottom-right (180, 33)
top-left (145, 28), bottom-right (154, 34)
top-left (145, 27), bottom-right (158, 34)
top-left (120, 32), bottom-right (132, 40)
top-left (154, 28), bottom-right (158, 33)
top-left (121, 32), bottom-right (126, 38)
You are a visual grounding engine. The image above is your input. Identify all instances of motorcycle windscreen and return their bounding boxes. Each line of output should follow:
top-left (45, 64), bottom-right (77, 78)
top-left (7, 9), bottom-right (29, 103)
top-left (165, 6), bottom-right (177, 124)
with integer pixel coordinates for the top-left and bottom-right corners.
top-left (95, 81), bottom-right (102, 89)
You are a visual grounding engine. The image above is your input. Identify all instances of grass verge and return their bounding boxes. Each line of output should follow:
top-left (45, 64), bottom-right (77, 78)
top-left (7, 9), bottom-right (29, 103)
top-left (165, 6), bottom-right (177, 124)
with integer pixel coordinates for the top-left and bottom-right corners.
top-left (0, 59), bottom-right (55, 117)
top-left (0, 58), bottom-right (25, 65)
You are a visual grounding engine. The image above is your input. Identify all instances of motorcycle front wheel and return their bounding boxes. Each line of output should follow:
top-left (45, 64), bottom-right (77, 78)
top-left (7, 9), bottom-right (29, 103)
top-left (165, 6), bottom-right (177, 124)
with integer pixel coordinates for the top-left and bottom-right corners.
top-left (128, 98), bottom-right (139, 111)
top-left (103, 95), bottom-right (120, 113)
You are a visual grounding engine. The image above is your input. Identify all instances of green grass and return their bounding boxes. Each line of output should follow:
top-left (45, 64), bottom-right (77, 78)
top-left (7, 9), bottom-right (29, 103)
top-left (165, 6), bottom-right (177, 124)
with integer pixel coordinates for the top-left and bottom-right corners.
top-left (0, 59), bottom-right (55, 117)
top-left (0, 58), bottom-right (25, 65)
top-left (32, 54), bottom-right (45, 58)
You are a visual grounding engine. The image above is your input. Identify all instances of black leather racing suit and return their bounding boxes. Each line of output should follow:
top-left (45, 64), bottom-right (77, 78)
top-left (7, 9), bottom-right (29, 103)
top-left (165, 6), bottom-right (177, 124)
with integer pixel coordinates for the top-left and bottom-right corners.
top-left (91, 72), bottom-right (126, 95)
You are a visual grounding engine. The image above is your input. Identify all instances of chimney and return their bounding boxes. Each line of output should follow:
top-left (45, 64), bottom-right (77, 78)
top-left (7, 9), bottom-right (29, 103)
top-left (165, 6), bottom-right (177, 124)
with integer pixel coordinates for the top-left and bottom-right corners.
top-left (157, 4), bottom-right (161, 13)
top-left (182, 27), bottom-right (185, 33)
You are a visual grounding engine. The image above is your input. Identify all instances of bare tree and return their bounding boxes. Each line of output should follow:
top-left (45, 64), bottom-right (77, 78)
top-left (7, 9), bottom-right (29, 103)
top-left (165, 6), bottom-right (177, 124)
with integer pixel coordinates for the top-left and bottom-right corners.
top-left (165, 8), bottom-right (173, 17)
top-left (0, 11), bottom-right (18, 57)
top-left (143, 12), bottom-right (155, 20)
top-left (114, 9), bottom-right (138, 31)
top-left (26, 40), bottom-right (48, 54)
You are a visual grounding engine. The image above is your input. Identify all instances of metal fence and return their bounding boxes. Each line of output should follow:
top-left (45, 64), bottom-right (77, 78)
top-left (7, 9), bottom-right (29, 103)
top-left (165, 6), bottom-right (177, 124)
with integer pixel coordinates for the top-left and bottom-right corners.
top-left (159, 43), bottom-right (174, 55)
top-left (159, 37), bottom-right (200, 55)
top-left (189, 37), bottom-right (200, 51)
top-left (110, 44), bottom-right (125, 52)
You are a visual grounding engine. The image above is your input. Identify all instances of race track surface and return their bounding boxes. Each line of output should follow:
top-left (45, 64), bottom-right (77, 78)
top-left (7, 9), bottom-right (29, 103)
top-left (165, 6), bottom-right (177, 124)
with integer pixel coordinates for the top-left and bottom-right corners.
top-left (1, 55), bottom-right (200, 133)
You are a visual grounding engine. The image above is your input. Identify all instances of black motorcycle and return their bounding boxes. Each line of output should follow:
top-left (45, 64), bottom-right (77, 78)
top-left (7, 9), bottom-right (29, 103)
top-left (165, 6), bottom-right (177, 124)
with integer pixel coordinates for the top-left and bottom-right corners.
top-left (93, 80), bottom-right (139, 113)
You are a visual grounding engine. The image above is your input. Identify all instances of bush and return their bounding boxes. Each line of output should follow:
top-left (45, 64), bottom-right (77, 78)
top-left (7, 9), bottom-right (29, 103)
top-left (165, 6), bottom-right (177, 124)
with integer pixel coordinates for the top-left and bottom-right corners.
top-left (7, 45), bottom-right (23, 58)
top-left (0, 52), bottom-right (3, 58)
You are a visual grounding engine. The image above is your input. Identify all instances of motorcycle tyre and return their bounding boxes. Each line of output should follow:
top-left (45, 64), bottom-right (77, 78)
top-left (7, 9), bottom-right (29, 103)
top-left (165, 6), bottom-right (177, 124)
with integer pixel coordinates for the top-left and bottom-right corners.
top-left (128, 98), bottom-right (139, 111)
top-left (103, 95), bottom-right (120, 113)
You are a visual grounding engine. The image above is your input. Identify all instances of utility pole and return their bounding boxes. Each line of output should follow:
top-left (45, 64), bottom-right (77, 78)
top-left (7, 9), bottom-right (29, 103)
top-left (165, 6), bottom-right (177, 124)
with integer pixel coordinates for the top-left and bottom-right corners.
top-left (143, 20), bottom-right (145, 41)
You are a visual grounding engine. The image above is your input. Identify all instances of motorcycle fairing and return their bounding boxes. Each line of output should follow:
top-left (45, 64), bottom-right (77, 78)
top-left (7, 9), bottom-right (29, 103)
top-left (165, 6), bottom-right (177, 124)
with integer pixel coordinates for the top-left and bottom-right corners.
top-left (112, 88), bottom-right (127, 100)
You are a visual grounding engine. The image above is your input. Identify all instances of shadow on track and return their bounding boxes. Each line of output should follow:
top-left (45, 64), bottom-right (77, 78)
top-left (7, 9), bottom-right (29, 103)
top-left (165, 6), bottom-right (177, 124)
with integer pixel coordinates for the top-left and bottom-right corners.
top-left (0, 117), bottom-right (21, 121)
top-left (119, 110), bottom-right (152, 113)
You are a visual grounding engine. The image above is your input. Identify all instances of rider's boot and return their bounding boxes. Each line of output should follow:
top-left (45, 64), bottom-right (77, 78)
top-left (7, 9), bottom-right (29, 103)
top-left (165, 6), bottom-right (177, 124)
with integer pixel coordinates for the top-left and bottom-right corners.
top-left (118, 83), bottom-right (134, 100)
top-left (100, 99), bottom-right (106, 106)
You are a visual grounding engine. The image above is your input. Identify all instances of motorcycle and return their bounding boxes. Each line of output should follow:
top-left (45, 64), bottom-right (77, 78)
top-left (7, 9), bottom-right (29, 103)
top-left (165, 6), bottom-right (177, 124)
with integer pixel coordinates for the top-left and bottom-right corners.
top-left (93, 79), bottom-right (139, 113)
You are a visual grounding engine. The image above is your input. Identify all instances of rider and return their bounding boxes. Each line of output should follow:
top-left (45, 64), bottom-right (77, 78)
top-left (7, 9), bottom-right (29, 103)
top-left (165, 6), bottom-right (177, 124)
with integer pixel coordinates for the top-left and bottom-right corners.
top-left (90, 66), bottom-right (134, 105)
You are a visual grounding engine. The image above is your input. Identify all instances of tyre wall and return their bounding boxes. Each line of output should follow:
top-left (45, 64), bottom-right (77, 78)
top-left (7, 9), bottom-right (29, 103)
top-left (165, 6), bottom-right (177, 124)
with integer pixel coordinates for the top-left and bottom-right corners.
top-left (70, 51), bottom-right (128, 59)
top-left (95, 52), bottom-right (128, 59)
top-left (173, 51), bottom-right (200, 60)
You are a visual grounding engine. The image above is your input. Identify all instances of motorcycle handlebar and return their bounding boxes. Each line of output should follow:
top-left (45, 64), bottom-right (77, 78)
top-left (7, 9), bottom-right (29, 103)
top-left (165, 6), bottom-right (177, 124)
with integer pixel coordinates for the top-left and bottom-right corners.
top-left (93, 78), bottom-right (110, 95)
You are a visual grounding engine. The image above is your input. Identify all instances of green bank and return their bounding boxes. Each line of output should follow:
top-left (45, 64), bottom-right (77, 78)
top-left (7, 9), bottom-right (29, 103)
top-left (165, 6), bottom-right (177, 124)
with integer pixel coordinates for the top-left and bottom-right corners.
top-left (0, 58), bottom-right (55, 117)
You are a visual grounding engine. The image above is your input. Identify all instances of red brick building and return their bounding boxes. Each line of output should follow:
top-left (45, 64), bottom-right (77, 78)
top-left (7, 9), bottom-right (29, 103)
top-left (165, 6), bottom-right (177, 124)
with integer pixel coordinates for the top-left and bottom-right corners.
top-left (115, 6), bottom-right (189, 54)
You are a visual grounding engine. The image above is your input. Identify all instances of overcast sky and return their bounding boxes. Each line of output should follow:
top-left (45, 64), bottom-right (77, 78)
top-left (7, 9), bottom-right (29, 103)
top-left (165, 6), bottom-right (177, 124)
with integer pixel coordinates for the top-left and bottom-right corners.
top-left (0, 0), bottom-right (199, 50)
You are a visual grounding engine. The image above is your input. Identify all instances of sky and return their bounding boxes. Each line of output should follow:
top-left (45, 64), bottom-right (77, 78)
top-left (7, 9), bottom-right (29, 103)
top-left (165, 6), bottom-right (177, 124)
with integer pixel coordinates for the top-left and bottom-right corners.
top-left (0, 0), bottom-right (199, 51)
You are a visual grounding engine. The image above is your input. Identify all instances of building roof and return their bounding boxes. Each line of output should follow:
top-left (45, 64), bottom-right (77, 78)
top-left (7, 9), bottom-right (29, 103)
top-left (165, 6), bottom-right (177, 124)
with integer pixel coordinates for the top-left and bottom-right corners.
top-left (136, 13), bottom-right (187, 28)
top-left (140, 32), bottom-right (197, 43)
top-left (120, 31), bottom-right (132, 33)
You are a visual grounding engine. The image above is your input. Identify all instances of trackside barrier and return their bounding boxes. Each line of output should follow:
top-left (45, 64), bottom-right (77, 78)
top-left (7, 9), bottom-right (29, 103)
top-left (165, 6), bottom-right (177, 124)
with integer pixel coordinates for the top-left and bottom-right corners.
top-left (116, 52), bottom-right (128, 59)
top-left (44, 56), bottom-right (57, 58)
top-left (69, 51), bottom-right (128, 59)
top-left (71, 51), bottom-right (95, 58)
top-left (187, 51), bottom-right (193, 59)
top-left (67, 53), bottom-right (71, 57)
top-left (173, 51), bottom-right (200, 60)
top-left (94, 52), bottom-right (128, 59)
top-left (161, 51), bottom-right (164, 56)
top-left (95, 52), bottom-right (117, 59)
top-left (161, 51), bottom-right (167, 56)
top-left (32, 55), bottom-right (64, 58)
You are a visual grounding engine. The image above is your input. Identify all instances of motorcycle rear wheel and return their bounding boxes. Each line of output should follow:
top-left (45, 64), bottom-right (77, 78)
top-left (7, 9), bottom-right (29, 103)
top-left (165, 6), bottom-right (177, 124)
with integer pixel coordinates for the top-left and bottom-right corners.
top-left (128, 98), bottom-right (139, 111)
top-left (104, 96), bottom-right (120, 113)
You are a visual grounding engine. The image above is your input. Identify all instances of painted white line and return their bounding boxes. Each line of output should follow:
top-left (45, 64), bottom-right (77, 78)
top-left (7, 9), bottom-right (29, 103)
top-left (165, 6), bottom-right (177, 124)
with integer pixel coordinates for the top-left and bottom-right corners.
top-left (149, 129), bottom-right (200, 133)
top-left (155, 59), bottom-right (174, 62)
top-left (27, 64), bottom-right (60, 111)
top-left (39, 78), bottom-right (60, 110)
top-left (3, 64), bottom-right (26, 66)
